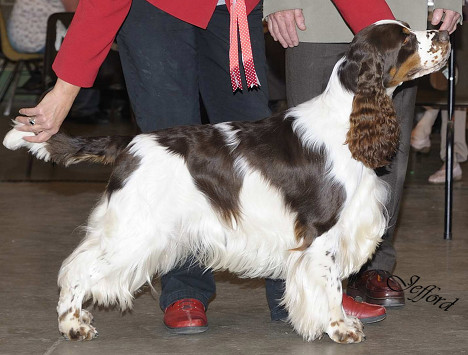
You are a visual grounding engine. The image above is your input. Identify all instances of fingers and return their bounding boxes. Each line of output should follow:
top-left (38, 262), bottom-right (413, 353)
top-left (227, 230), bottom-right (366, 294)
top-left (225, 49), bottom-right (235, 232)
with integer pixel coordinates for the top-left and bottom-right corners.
top-left (432, 9), bottom-right (461, 34)
top-left (431, 9), bottom-right (444, 26)
top-left (268, 16), bottom-right (288, 48)
top-left (15, 108), bottom-right (44, 132)
top-left (16, 106), bottom-right (41, 125)
top-left (14, 106), bottom-right (53, 143)
top-left (14, 114), bottom-right (43, 141)
top-left (14, 117), bottom-right (57, 143)
top-left (269, 12), bottom-right (296, 48)
top-left (18, 106), bottom-right (40, 117)
top-left (294, 9), bottom-right (306, 31)
top-left (23, 130), bottom-right (53, 143)
top-left (13, 84), bottom-right (73, 143)
top-left (267, 9), bottom-right (305, 48)
top-left (15, 116), bottom-right (37, 131)
top-left (15, 114), bottom-right (57, 143)
top-left (26, 131), bottom-right (52, 143)
top-left (439, 11), bottom-right (461, 34)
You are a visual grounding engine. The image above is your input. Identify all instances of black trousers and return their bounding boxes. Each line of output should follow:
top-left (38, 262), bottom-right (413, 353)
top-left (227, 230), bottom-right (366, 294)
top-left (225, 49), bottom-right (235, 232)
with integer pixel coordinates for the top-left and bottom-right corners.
top-left (117, 0), bottom-right (270, 131)
top-left (116, 0), bottom-right (273, 311)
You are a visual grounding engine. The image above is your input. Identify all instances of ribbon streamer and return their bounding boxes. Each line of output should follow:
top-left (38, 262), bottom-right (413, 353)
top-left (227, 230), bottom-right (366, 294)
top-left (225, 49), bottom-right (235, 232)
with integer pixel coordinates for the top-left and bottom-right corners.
top-left (229, 0), bottom-right (261, 91)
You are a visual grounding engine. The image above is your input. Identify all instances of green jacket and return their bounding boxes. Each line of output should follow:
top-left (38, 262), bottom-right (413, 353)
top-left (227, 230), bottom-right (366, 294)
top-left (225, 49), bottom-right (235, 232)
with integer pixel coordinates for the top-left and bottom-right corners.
top-left (263, 0), bottom-right (464, 43)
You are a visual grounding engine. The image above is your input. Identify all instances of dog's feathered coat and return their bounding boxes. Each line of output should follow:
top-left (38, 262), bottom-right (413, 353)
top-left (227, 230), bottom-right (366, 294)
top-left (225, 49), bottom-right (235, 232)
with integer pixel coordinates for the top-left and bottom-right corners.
top-left (3, 20), bottom-right (450, 343)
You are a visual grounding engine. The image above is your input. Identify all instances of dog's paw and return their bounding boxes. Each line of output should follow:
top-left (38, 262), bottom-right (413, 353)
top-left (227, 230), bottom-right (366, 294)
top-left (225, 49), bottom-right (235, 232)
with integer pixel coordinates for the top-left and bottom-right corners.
top-left (58, 308), bottom-right (98, 341)
top-left (80, 309), bottom-right (94, 325)
top-left (63, 323), bottom-right (98, 341)
top-left (326, 316), bottom-right (365, 344)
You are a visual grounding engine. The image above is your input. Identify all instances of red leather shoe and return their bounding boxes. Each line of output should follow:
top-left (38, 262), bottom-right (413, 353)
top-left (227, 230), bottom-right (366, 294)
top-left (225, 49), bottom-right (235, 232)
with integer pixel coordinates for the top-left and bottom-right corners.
top-left (347, 269), bottom-right (405, 307)
top-left (163, 298), bottom-right (208, 334)
top-left (342, 294), bottom-right (386, 324)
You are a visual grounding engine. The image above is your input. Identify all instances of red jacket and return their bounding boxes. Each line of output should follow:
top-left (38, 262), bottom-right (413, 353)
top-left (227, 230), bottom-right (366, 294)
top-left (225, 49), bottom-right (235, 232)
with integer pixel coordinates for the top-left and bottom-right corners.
top-left (332, 0), bottom-right (394, 33)
top-left (53, 0), bottom-right (394, 88)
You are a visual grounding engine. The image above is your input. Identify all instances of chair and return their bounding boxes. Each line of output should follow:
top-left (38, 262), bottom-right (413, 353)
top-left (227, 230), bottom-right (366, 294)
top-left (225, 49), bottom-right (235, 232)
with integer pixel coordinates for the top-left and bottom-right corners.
top-left (0, 9), bottom-right (43, 116)
top-left (43, 12), bottom-right (73, 90)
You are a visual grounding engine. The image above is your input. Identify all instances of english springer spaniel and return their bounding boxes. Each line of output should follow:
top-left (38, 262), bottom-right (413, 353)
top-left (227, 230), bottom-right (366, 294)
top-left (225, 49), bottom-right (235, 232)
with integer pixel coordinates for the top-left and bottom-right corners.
top-left (3, 20), bottom-right (450, 343)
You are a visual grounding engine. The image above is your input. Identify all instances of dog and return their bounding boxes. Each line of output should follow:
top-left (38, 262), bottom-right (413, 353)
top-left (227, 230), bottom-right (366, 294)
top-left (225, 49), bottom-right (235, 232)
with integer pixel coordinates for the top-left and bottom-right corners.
top-left (3, 20), bottom-right (450, 344)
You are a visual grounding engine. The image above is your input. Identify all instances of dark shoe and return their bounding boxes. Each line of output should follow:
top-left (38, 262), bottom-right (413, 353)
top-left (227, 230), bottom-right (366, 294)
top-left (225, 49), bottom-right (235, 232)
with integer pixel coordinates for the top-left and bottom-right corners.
top-left (342, 294), bottom-right (386, 324)
top-left (163, 298), bottom-right (208, 334)
top-left (347, 270), bottom-right (405, 307)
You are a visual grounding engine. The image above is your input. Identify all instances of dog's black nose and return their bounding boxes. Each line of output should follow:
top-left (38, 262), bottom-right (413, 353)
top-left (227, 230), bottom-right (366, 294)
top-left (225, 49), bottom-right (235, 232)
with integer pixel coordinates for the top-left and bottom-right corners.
top-left (435, 30), bottom-right (450, 43)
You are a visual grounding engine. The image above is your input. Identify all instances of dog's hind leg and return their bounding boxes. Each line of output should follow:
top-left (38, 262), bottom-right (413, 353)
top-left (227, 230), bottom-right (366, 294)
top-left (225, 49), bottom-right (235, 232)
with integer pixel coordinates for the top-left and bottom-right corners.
top-left (57, 284), bottom-right (97, 340)
top-left (283, 237), bottom-right (365, 344)
top-left (56, 193), bottom-right (177, 341)
top-left (56, 229), bottom-right (108, 341)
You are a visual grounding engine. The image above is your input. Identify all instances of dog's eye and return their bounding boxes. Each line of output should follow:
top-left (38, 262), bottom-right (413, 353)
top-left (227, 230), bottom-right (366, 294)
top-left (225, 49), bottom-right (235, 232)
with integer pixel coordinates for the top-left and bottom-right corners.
top-left (402, 36), bottom-right (410, 45)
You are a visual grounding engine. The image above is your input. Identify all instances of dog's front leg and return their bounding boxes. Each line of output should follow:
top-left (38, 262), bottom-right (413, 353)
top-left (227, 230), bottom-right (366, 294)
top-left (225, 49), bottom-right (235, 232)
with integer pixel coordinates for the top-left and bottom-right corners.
top-left (323, 255), bottom-right (364, 344)
top-left (283, 238), bottom-right (365, 344)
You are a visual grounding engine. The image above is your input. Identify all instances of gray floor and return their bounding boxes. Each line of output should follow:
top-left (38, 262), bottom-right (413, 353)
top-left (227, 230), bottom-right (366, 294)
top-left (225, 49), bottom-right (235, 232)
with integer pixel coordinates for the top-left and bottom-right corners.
top-left (0, 100), bottom-right (467, 355)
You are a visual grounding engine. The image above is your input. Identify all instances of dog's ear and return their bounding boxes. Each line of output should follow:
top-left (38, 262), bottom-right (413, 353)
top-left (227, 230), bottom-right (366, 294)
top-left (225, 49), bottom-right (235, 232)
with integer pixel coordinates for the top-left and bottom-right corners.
top-left (345, 52), bottom-right (400, 169)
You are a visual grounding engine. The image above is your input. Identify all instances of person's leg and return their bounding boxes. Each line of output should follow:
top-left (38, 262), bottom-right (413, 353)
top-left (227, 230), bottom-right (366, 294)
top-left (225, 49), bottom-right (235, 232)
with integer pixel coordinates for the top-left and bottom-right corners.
top-left (268, 42), bottom-right (348, 321)
top-left (285, 43), bottom-right (348, 106)
top-left (116, 0), bottom-right (215, 320)
top-left (116, 0), bottom-right (201, 131)
top-left (159, 2), bottom-right (269, 325)
top-left (347, 83), bottom-right (417, 307)
top-left (198, 2), bottom-right (278, 320)
top-left (197, 2), bottom-right (271, 123)
top-left (428, 108), bottom-right (466, 183)
top-left (440, 109), bottom-right (468, 163)
top-left (265, 278), bottom-right (288, 321)
top-left (410, 107), bottom-right (439, 152)
top-left (286, 42), bottom-right (412, 308)
top-left (159, 260), bottom-right (216, 310)
top-left (367, 83), bottom-right (417, 271)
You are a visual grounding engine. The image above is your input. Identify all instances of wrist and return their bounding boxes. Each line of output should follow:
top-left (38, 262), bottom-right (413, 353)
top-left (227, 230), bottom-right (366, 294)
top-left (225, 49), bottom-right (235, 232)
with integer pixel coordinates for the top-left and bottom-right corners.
top-left (54, 78), bottom-right (81, 99)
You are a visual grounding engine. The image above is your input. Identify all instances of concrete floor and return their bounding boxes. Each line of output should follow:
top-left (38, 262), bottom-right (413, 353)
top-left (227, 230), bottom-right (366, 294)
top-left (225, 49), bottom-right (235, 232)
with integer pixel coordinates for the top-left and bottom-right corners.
top-left (0, 101), bottom-right (467, 355)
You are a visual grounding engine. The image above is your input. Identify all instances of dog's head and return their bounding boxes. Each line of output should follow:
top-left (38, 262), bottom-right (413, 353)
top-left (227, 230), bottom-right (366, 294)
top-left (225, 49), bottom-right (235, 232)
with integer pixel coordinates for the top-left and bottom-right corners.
top-left (340, 20), bottom-right (451, 169)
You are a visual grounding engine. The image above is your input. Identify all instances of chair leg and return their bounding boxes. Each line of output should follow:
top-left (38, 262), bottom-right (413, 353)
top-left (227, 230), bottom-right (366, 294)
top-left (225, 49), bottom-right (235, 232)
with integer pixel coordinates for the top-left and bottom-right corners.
top-left (0, 59), bottom-right (14, 105)
top-left (0, 58), bottom-right (9, 76)
top-left (26, 155), bottom-right (34, 178)
top-left (3, 60), bottom-right (24, 116)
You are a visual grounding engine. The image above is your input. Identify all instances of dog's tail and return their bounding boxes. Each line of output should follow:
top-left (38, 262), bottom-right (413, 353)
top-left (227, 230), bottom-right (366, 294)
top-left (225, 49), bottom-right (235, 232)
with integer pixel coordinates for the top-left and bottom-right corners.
top-left (3, 122), bottom-right (134, 166)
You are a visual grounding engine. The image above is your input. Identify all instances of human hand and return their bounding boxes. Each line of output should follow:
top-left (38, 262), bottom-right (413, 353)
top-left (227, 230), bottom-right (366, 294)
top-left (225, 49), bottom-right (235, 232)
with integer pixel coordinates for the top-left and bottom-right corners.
top-left (432, 9), bottom-right (461, 34)
top-left (14, 79), bottom-right (80, 143)
top-left (267, 9), bottom-right (306, 48)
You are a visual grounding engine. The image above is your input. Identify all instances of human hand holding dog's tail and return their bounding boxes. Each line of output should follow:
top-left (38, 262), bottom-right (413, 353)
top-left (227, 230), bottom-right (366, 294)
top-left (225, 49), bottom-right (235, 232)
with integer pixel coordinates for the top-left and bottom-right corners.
top-left (13, 78), bottom-right (80, 143)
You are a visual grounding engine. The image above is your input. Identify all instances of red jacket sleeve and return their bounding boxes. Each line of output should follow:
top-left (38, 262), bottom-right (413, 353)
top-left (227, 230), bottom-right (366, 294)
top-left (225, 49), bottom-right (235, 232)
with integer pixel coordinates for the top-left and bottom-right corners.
top-left (332, 0), bottom-right (395, 34)
top-left (53, 0), bottom-right (131, 88)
